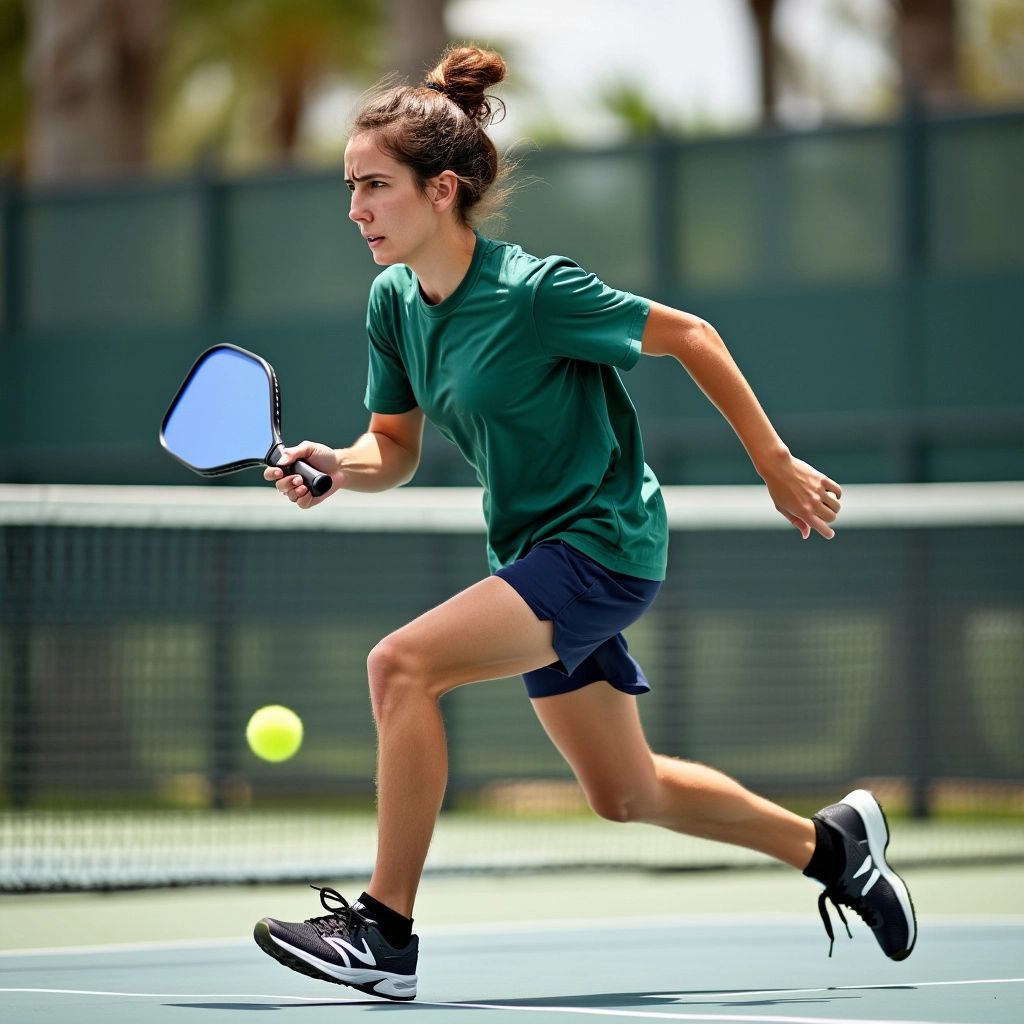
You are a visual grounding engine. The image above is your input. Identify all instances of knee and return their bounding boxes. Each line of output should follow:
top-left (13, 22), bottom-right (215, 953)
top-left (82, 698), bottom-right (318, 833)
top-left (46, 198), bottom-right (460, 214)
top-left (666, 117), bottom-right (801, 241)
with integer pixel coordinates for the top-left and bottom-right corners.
top-left (366, 634), bottom-right (429, 719)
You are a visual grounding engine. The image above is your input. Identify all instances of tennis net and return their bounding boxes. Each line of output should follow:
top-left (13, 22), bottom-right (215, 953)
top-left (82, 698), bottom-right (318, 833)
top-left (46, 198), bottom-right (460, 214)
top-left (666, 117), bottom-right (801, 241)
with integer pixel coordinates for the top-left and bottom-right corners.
top-left (2, 482), bottom-right (1022, 891)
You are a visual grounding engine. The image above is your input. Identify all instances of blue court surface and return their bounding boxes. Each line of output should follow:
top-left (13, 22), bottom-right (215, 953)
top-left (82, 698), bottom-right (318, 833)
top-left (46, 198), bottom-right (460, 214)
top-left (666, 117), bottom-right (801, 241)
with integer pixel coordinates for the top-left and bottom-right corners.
top-left (2, 913), bottom-right (1021, 1023)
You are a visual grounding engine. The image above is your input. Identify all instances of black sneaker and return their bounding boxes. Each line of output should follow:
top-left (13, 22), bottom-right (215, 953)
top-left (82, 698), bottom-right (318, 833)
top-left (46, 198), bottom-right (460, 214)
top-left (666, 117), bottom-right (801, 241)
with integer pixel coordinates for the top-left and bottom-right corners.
top-left (254, 886), bottom-right (418, 1001)
top-left (813, 789), bottom-right (917, 961)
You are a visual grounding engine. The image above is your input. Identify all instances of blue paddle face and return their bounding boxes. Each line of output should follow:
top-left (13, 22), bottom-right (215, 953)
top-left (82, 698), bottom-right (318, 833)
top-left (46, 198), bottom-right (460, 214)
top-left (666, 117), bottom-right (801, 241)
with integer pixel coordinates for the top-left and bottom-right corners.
top-left (161, 346), bottom-right (277, 473)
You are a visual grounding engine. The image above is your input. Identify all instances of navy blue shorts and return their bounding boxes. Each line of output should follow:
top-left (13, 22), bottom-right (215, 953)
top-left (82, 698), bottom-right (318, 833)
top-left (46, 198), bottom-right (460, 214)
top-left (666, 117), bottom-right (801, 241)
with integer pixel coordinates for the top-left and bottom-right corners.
top-left (494, 540), bottom-right (662, 699)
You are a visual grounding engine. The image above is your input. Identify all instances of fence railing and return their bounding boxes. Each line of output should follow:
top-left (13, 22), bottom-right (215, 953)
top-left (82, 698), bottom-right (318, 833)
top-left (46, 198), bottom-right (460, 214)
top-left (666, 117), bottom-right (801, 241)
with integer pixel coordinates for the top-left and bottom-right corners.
top-left (1, 108), bottom-right (1022, 486)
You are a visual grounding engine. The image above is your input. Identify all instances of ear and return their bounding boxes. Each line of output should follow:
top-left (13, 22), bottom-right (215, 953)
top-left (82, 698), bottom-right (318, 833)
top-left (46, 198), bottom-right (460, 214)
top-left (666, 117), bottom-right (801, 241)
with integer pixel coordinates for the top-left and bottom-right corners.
top-left (428, 170), bottom-right (460, 213)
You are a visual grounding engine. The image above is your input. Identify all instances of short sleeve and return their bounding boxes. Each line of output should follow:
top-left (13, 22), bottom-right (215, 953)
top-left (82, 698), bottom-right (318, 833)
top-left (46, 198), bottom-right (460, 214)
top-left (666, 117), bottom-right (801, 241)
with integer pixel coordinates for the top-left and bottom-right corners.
top-left (363, 276), bottom-right (417, 414)
top-left (530, 258), bottom-right (650, 370)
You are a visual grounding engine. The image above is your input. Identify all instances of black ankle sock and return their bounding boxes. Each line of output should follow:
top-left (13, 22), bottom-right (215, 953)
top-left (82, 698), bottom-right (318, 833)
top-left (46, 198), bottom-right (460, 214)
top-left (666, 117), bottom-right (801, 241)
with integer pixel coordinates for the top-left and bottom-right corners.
top-left (355, 892), bottom-right (413, 948)
top-left (803, 817), bottom-right (844, 885)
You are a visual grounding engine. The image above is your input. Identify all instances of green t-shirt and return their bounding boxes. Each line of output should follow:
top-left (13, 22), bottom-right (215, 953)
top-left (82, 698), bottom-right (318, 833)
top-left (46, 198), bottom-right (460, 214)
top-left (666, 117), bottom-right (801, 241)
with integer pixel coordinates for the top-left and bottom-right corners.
top-left (363, 233), bottom-right (668, 581)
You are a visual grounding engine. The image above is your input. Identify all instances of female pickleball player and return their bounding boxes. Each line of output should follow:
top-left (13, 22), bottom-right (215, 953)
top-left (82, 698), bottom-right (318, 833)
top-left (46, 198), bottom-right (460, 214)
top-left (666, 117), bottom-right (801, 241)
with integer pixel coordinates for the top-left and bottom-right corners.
top-left (253, 45), bottom-right (916, 1001)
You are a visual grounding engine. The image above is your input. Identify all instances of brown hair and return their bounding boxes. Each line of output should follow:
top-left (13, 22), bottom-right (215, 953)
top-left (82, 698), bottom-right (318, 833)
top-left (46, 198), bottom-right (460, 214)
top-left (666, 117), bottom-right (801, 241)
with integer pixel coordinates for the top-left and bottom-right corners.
top-left (350, 45), bottom-right (510, 225)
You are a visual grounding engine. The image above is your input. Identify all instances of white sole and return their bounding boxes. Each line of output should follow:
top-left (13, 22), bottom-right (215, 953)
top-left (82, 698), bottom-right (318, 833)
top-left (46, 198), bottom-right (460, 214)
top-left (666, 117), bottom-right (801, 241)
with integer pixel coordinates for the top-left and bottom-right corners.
top-left (841, 788), bottom-right (917, 957)
top-left (268, 932), bottom-right (417, 999)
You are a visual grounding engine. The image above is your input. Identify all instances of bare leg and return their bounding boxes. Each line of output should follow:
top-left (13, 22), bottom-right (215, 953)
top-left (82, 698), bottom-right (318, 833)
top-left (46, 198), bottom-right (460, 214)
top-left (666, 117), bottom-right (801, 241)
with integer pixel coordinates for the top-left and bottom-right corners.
top-left (364, 576), bottom-right (559, 917)
top-left (531, 682), bottom-right (815, 870)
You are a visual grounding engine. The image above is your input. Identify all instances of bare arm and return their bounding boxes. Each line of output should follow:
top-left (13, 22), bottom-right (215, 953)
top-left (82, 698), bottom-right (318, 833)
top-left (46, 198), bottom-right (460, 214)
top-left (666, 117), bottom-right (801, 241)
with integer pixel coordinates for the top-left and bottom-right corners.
top-left (265, 408), bottom-right (425, 508)
top-left (337, 410), bottom-right (426, 491)
top-left (641, 301), bottom-right (842, 539)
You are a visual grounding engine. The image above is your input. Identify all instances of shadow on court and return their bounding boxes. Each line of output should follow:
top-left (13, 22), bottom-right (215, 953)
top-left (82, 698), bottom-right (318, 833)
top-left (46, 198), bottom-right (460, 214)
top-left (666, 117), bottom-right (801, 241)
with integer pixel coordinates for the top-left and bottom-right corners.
top-left (451, 990), bottom-right (863, 1008)
top-left (164, 1002), bottom-right (376, 1011)
top-left (160, 990), bottom-right (867, 1013)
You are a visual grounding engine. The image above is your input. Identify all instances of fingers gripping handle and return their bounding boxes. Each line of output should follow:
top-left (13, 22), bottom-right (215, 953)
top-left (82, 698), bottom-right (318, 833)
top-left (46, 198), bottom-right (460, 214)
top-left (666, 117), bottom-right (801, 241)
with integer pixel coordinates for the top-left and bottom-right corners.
top-left (295, 463), bottom-right (333, 497)
top-left (267, 444), bottom-right (333, 498)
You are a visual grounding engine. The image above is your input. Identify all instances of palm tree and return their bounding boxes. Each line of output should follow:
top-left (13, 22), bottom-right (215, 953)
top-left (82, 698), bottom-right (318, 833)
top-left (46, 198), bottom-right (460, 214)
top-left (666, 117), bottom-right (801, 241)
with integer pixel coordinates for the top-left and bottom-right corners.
top-left (898, 0), bottom-right (960, 105)
top-left (25, 0), bottom-right (168, 183)
top-left (747, 0), bottom-right (779, 127)
top-left (746, 0), bottom-right (963, 127)
top-left (0, 0), bottom-right (28, 174)
top-left (160, 0), bottom-right (380, 164)
top-left (386, 0), bottom-right (448, 84)
top-left (19, 0), bottom-right (450, 180)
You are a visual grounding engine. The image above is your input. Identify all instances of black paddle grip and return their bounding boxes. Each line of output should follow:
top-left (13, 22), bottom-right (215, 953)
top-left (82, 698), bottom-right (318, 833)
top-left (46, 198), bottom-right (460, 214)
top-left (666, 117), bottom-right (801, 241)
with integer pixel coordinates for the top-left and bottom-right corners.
top-left (268, 444), bottom-right (333, 497)
top-left (292, 460), bottom-right (333, 497)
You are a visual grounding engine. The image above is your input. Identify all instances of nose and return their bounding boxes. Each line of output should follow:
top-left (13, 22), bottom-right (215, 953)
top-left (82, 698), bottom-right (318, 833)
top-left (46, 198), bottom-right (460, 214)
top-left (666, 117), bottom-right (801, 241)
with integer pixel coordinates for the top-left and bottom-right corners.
top-left (348, 193), bottom-right (369, 225)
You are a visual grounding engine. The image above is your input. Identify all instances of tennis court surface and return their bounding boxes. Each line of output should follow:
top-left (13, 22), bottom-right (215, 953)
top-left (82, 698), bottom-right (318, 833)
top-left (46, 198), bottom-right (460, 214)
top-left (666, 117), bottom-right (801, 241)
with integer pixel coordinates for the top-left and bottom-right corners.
top-left (2, 867), bottom-right (1022, 1023)
top-left (2, 484), bottom-right (1022, 1021)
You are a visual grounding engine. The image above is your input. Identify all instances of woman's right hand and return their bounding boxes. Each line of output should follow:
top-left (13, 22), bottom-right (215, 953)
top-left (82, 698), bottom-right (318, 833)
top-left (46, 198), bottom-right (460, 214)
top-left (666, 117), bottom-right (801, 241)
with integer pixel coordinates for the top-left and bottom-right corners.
top-left (264, 440), bottom-right (340, 509)
top-left (759, 451), bottom-right (842, 540)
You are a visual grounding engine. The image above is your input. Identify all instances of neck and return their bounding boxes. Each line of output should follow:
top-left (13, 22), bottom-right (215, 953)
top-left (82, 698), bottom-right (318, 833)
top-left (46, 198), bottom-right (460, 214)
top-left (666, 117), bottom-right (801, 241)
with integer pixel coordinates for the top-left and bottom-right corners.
top-left (408, 222), bottom-right (478, 304)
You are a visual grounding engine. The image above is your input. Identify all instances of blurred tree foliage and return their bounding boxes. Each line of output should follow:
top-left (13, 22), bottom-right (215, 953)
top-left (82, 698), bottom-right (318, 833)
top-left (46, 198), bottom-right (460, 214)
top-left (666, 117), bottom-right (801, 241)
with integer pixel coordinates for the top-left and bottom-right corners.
top-left (154, 0), bottom-right (381, 172)
top-left (599, 0), bottom-right (989, 139)
top-left (962, 0), bottom-right (1024, 103)
top-left (598, 79), bottom-right (666, 138)
top-left (748, 0), bottom-right (1024, 129)
top-left (0, 0), bottom-right (1022, 177)
top-left (0, 0), bottom-right (26, 173)
top-left (0, 0), bottom-right (439, 180)
top-left (749, 0), bottom-right (962, 126)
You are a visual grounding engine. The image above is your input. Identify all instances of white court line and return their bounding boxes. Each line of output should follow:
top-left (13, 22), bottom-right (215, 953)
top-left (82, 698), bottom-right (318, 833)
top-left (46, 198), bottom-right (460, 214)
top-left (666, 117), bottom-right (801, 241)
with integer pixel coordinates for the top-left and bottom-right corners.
top-left (0, 988), bottom-right (358, 1002)
top-left (0, 989), bottom-right (991, 1024)
top-left (2, 978), bottom-right (1021, 1022)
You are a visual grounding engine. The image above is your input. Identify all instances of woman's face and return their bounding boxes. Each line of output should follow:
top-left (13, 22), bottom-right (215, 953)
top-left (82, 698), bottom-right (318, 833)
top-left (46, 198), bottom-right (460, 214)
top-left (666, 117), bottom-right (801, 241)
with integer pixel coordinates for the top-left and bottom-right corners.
top-left (344, 133), bottom-right (439, 267)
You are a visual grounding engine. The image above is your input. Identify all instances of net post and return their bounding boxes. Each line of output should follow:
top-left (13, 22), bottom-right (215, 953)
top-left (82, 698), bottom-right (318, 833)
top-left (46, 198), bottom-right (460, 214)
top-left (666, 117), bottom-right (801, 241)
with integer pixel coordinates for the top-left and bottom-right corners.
top-left (4, 527), bottom-right (34, 810)
top-left (208, 531), bottom-right (238, 812)
top-left (903, 528), bottom-right (934, 819)
top-left (650, 554), bottom-right (690, 765)
top-left (435, 535), bottom-right (461, 813)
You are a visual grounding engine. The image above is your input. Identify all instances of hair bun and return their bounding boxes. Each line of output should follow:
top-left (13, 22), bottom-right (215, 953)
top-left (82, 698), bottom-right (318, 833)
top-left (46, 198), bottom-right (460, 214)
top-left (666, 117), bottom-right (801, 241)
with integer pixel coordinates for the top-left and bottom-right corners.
top-left (426, 45), bottom-right (506, 126)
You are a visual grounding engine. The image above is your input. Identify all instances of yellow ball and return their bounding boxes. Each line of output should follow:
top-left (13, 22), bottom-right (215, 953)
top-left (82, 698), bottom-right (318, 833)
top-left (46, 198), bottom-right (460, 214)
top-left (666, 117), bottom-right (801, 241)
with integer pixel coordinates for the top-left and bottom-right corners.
top-left (246, 705), bottom-right (303, 762)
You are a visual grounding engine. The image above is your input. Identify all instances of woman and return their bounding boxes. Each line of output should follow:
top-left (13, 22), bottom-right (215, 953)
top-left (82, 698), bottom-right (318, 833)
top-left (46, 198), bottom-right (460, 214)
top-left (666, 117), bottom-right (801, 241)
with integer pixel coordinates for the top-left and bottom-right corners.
top-left (253, 45), bottom-right (916, 1001)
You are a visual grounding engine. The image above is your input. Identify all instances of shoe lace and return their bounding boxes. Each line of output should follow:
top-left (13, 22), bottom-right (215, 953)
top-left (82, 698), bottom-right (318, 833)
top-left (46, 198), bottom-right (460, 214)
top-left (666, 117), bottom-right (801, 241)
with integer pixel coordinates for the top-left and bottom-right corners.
top-left (817, 880), bottom-right (879, 957)
top-left (303, 884), bottom-right (369, 939)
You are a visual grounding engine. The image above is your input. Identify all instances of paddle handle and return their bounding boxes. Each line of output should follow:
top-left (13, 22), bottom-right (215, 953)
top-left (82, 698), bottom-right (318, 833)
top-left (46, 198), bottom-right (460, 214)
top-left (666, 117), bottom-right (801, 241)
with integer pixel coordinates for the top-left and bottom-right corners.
top-left (268, 444), bottom-right (333, 497)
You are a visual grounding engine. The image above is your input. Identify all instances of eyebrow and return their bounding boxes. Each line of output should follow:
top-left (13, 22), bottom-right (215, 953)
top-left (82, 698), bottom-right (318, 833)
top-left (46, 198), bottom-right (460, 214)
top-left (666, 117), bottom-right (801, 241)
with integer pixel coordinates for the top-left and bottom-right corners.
top-left (344, 172), bottom-right (393, 183)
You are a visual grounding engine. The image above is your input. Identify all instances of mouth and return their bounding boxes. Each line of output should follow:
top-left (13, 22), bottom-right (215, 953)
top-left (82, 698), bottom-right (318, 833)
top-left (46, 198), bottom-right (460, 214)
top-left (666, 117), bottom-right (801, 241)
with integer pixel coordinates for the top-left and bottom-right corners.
top-left (364, 235), bottom-right (384, 249)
